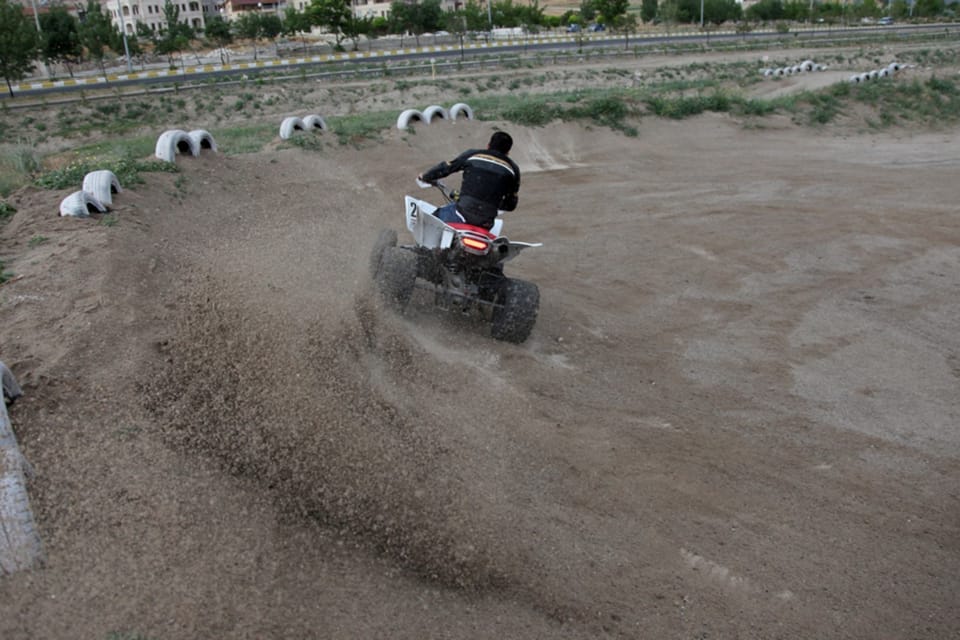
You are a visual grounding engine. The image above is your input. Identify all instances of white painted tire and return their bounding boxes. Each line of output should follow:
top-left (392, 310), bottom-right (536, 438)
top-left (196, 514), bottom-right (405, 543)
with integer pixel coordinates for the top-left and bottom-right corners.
top-left (396, 109), bottom-right (426, 129)
top-left (887, 62), bottom-right (902, 73)
top-left (0, 366), bottom-right (42, 576)
top-left (59, 190), bottom-right (107, 217)
top-left (878, 68), bottom-right (890, 78)
top-left (302, 114), bottom-right (327, 131)
top-left (155, 129), bottom-right (196, 163)
top-left (280, 116), bottom-right (306, 140)
top-left (800, 60), bottom-right (815, 71)
top-left (868, 70), bottom-right (879, 80)
top-left (82, 170), bottom-right (122, 207)
top-left (188, 129), bottom-right (217, 154)
top-left (423, 105), bottom-right (450, 124)
top-left (450, 103), bottom-right (475, 121)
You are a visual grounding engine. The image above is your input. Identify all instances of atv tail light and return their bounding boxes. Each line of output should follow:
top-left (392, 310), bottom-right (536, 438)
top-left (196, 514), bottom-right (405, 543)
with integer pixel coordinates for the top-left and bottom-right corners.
top-left (461, 236), bottom-right (490, 252)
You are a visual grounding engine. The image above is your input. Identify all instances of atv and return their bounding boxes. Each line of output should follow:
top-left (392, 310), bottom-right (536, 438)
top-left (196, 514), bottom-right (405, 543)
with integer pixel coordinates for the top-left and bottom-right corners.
top-left (370, 180), bottom-right (542, 344)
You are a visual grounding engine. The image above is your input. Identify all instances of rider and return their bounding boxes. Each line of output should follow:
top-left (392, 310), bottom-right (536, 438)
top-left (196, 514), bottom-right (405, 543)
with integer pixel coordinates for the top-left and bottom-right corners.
top-left (417, 131), bottom-right (521, 231)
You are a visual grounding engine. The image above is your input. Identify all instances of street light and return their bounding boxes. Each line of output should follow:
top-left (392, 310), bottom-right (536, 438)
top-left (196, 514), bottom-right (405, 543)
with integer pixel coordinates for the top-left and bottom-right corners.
top-left (27, 0), bottom-right (50, 78)
top-left (115, 0), bottom-right (133, 73)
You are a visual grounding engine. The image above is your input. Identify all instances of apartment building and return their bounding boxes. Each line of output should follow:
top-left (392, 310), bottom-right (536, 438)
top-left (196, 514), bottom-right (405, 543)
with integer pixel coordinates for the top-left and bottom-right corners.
top-left (103, 0), bottom-right (206, 33)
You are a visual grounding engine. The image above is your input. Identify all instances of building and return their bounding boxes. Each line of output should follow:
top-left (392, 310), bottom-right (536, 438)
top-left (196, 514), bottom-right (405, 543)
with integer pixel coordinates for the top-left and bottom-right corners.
top-left (102, 0), bottom-right (206, 34)
top-left (350, 0), bottom-right (464, 20)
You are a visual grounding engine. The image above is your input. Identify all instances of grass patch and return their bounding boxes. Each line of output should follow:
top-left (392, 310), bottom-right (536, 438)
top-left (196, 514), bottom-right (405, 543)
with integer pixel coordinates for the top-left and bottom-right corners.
top-left (0, 260), bottom-right (13, 284)
top-left (0, 142), bottom-right (42, 196)
top-left (211, 123), bottom-right (276, 154)
top-left (327, 111), bottom-right (396, 146)
top-left (0, 201), bottom-right (16, 221)
top-left (644, 91), bottom-right (733, 118)
top-left (36, 156), bottom-right (178, 190)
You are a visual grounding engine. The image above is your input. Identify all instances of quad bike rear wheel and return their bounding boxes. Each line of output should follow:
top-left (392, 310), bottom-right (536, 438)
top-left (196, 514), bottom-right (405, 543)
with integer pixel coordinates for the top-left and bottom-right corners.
top-left (491, 277), bottom-right (539, 343)
top-left (369, 228), bottom-right (398, 277)
top-left (375, 246), bottom-right (418, 311)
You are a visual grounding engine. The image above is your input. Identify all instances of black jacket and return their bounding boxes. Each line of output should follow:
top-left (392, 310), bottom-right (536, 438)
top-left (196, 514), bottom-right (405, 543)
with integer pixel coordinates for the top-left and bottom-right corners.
top-left (421, 148), bottom-right (521, 229)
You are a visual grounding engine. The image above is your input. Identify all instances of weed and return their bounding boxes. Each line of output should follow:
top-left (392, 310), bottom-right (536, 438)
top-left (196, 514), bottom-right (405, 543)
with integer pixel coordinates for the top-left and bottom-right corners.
top-left (0, 142), bottom-right (42, 195)
top-left (99, 214), bottom-right (118, 227)
top-left (28, 235), bottom-right (48, 247)
top-left (327, 111), bottom-right (395, 146)
top-left (500, 99), bottom-right (559, 126)
top-left (35, 157), bottom-right (177, 191)
top-left (0, 260), bottom-right (13, 283)
top-left (288, 134), bottom-right (325, 152)
top-left (203, 124), bottom-right (274, 154)
top-left (644, 92), bottom-right (732, 119)
top-left (0, 201), bottom-right (16, 220)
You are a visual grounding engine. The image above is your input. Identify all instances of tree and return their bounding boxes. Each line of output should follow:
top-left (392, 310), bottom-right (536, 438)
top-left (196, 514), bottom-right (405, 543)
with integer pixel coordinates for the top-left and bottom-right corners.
top-left (282, 7), bottom-right (312, 53)
top-left (620, 12), bottom-right (637, 48)
top-left (461, 0), bottom-right (490, 31)
top-left (204, 15), bottom-right (233, 63)
top-left (0, 0), bottom-right (40, 97)
top-left (444, 9), bottom-right (469, 58)
top-left (704, 0), bottom-right (742, 24)
top-left (154, 0), bottom-right (194, 68)
top-left (641, 0), bottom-right (658, 22)
top-left (39, 5), bottom-right (82, 78)
top-left (594, 0), bottom-right (629, 27)
top-left (308, 0), bottom-right (352, 50)
top-left (579, 0), bottom-right (597, 22)
top-left (341, 14), bottom-right (374, 51)
top-left (411, 0), bottom-right (443, 43)
top-left (260, 12), bottom-right (283, 55)
top-left (388, 1), bottom-right (414, 46)
top-left (233, 12), bottom-right (262, 60)
top-left (387, 0), bottom-right (442, 47)
top-left (745, 0), bottom-right (785, 21)
top-left (913, 0), bottom-right (944, 17)
top-left (77, 0), bottom-right (118, 78)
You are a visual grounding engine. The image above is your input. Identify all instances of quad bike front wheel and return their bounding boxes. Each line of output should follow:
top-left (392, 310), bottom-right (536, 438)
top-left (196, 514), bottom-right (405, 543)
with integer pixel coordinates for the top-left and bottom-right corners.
top-left (491, 277), bottom-right (540, 343)
top-left (375, 246), bottom-right (418, 311)
top-left (369, 228), bottom-right (398, 277)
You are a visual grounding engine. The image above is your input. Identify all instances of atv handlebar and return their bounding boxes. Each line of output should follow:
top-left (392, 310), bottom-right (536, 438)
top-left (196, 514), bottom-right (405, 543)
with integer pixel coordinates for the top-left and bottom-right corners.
top-left (417, 178), bottom-right (458, 204)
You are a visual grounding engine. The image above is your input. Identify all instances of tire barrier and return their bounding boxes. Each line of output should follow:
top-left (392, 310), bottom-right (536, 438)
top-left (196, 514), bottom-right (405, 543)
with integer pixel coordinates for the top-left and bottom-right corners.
top-left (82, 170), bottom-right (122, 207)
top-left (0, 362), bottom-right (42, 576)
top-left (423, 105), bottom-right (451, 124)
top-left (761, 60), bottom-right (827, 78)
top-left (848, 63), bottom-right (907, 83)
top-left (396, 103), bottom-right (475, 129)
top-left (280, 116), bottom-right (306, 140)
top-left (450, 103), bottom-right (475, 121)
top-left (155, 129), bottom-right (198, 163)
top-left (396, 108), bottom-right (426, 130)
top-left (59, 190), bottom-right (108, 217)
top-left (187, 129), bottom-right (217, 155)
top-left (302, 114), bottom-right (328, 131)
top-left (281, 115), bottom-right (328, 139)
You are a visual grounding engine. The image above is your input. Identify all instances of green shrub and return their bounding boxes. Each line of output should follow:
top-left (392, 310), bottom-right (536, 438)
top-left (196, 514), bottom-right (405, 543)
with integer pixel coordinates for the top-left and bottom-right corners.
top-left (35, 157), bottom-right (177, 190)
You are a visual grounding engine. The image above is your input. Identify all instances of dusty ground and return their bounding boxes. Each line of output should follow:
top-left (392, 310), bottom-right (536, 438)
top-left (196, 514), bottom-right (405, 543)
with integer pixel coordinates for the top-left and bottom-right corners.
top-left (1, 46), bottom-right (959, 639)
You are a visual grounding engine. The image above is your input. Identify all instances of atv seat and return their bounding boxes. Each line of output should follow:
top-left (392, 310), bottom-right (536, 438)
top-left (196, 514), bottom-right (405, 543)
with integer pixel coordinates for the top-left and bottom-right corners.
top-left (448, 222), bottom-right (497, 239)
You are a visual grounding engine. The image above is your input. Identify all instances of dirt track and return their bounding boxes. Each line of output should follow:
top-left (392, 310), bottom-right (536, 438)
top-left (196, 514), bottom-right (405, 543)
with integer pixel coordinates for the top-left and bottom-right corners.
top-left (1, 53), bottom-right (959, 638)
